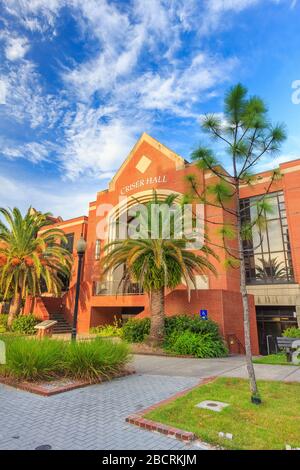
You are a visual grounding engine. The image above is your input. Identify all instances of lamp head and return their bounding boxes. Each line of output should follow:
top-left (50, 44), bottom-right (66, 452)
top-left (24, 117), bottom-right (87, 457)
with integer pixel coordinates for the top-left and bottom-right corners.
top-left (77, 235), bottom-right (87, 255)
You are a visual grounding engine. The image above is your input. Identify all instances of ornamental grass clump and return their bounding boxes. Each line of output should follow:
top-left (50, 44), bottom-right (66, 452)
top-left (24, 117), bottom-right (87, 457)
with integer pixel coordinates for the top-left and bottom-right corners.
top-left (90, 316), bottom-right (123, 337)
top-left (2, 337), bottom-right (66, 381)
top-left (0, 336), bottom-right (131, 383)
top-left (63, 338), bottom-right (131, 383)
top-left (0, 314), bottom-right (8, 333)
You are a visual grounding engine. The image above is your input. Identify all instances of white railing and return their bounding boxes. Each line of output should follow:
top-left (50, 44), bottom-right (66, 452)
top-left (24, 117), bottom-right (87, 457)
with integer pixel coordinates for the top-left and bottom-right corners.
top-left (93, 281), bottom-right (143, 296)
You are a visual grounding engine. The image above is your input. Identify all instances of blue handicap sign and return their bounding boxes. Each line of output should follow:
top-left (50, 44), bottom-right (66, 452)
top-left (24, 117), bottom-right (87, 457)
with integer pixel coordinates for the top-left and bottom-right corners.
top-left (200, 309), bottom-right (208, 320)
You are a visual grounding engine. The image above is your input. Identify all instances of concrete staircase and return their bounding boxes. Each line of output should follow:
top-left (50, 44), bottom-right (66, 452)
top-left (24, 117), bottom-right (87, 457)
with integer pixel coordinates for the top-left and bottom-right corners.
top-left (49, 313), bottom-right (72, 334)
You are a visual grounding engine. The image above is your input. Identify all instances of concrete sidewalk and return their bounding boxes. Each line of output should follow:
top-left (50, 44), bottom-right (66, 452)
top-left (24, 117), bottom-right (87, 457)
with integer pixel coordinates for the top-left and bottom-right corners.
top-left (0, 374), bottom-right (202, 450)
top-left (133, 354), bottom-right (300, 382)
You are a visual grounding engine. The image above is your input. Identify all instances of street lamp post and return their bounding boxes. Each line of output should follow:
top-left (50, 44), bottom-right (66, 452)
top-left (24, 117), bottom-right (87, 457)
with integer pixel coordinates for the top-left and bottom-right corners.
top-left (71, 234), bottom-right (87, 341)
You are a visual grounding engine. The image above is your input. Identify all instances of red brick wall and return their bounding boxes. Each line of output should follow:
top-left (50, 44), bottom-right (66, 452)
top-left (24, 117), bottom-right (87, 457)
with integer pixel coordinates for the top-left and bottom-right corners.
top-left (90, 307), bottom-right (123, 327)
top-left (137, 288), bottom-right (259, 354)
top-left (281, 165), bottom-right (300, 284)
top-left (23, 297), bottom-right (50, 320)
top-left (23, 137), bottom-right (300, 356)
top-left (239, 159), bottom-right (300, 285)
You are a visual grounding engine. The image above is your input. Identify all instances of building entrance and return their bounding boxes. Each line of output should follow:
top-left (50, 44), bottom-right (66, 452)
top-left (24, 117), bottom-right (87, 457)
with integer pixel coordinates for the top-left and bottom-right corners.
top-left (256, 306), bottom-right (297, 355)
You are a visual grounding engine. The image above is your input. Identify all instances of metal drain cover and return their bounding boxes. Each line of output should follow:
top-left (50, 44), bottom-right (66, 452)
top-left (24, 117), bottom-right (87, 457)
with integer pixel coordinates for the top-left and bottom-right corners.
top-left (35, 445), bottom-right (52, 450)
top-left (195, 400), bottom-right (229, 412)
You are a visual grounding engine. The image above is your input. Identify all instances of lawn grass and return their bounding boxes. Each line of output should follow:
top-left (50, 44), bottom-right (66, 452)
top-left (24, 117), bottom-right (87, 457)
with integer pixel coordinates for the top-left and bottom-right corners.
top-left (145, 377), bottom-right (300, 450)
top-left (253, 353), bottom-right (297, 366)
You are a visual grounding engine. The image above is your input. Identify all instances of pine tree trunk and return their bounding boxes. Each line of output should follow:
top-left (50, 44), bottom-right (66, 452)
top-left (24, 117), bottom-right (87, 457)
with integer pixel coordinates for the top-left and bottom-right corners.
top-left (237, 210), bottom-right (259, 399)
top-left (147, 288), bottom-right (165, 347)
top-left (7, 291), bottom-right (22, 328)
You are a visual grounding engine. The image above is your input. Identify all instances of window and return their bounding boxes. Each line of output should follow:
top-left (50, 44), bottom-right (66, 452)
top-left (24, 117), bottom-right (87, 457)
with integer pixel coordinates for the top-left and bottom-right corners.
top-left (240, 191), bottom-right (294, 284)
top-left (95, 239), bottom-right (101, 260)
top-left (62, 233), bottom-right (74, 253)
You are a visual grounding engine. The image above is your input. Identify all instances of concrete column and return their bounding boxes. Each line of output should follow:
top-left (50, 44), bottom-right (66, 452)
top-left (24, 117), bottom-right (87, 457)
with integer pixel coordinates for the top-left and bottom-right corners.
top-left (296, 305), bottom-right (300, 328)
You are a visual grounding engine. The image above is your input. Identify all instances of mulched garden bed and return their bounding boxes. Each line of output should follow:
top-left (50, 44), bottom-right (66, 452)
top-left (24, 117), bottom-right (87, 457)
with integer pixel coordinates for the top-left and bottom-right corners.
top-left (130, 342), bottom-right (197, 358)
top-left (0, 368), bottom-right (135, 396)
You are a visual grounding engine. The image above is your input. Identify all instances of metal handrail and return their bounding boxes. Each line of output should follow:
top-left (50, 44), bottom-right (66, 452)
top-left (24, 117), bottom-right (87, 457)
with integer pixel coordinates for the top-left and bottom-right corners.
top-left (93, 280), bottom-right (143, 296)
top-left (226, 334), bottom-right (246, 354)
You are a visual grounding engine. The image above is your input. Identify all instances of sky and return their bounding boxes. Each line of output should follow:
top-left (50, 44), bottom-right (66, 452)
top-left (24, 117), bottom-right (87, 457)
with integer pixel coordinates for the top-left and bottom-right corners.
top-left (0, 0), bottom-right (300, 219)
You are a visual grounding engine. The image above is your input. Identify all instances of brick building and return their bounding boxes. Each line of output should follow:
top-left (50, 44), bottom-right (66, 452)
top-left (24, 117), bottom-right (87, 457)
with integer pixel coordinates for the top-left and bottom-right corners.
top-left (25, 133), bottom-right (300, 355)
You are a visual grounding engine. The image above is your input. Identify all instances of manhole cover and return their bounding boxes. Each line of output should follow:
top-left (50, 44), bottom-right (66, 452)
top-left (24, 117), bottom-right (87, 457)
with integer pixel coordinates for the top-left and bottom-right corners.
top-left (35, 445), bottom-right (52, 450)
top-left (195, 400), bottom-right (230, 412)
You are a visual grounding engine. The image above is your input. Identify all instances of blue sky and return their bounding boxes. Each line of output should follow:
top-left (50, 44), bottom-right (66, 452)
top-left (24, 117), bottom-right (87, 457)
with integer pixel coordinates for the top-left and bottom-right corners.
top-left (0, 0), bottom-right (300, 219)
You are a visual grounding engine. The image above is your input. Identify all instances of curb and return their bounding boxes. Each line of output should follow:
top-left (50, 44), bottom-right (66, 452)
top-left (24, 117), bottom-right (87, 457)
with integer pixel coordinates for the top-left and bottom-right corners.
top-left (126, 376), bottom-right (216, 442)
top-left (0, 368), bottom-right (135, 396)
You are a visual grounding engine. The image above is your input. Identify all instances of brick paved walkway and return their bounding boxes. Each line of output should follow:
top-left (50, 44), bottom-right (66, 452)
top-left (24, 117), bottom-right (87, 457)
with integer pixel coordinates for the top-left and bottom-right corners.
top-left (0, 374), bottom-right (203, 450)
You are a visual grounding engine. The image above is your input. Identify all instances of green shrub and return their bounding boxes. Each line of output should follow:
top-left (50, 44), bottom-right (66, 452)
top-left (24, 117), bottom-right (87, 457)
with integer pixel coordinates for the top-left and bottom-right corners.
top-left (165, 331), bottom-right (228, 358)
top-left (165, 315), bottom-right (220, 339)
top-left (123, 315), bottom-right (222, 344)
top-left (0, 314), bottom-right (8, 333)
top-left (11, 314), bottom-right (39, 335)
top-left (64, 338), bottom-right (130, 382)
top-left (123, 318), bottom-right (150, 343)
top-left (122, 314), bottom-right (227, 358)
top-left (2, 337), bottom-right (66, 381)
top-left (90, 317), bottom-right (123, 337)
top-left (283, 327), bottom-right (300, 338)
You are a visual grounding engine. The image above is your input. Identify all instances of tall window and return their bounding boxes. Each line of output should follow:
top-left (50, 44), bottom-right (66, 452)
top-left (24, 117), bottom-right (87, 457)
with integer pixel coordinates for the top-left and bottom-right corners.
top-left (95, 239), bottom-right (101, 260)
top-left (240, 191), bottom-right (294, 284)
top-left (62, 233), bottom-right (74, 253)
top-left (58, 232), bottom-right (74, 291)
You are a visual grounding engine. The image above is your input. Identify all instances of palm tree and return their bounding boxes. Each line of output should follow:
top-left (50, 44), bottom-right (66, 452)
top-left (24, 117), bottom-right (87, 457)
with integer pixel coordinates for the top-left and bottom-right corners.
top-left (101, 193), bottom-right (217, 346)
top-left (0, 207), bottom-right (73, 327)
top-left (255, 257), bottom-right (287, 281)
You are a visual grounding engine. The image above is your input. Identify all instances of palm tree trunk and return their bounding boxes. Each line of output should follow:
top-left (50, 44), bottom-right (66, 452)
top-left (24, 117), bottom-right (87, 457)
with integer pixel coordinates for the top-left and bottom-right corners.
top-left (7, 290), bottom-right (22, 327)
top-left (147, 287), bottom-right (165, 347)
top-left (237, 215), bottom-right (259, 399)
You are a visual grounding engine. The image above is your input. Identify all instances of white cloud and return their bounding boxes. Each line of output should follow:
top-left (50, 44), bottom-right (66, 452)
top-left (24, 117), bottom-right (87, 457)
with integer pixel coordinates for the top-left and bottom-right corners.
top-left (60, 105), bottom-right (142, 180)
top-left (199, 0), bottom-right (298, 34)
top-left (124, 53), bottom-right (237, 115)
top-left (0, 173), bottom-right (97, 219)
top-left (256, 154), bottom-right (300, 172)
top-left (5, 36), bottom-right (29, 61)
top-left (2, 60), bottom-right (65, 129)
top-left (196, 0), bottom-right (260, 34)
top-left (2, 0), bottom-right (290, 190)
top-left (208, 0), bottom-right (260, 12)
top-left (63, 1), bottom-right (156, 101)
top-left (0, 79), bottom-right (7, 104)
top-left (0, 140), bottom-right (52, 163)
top-left (4, 0), bottom-right (62, 31)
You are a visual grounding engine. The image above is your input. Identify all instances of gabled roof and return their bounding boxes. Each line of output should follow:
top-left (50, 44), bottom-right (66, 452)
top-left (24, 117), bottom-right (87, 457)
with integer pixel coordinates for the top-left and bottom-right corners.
top-left (108, 132), bottom-right (186, 191)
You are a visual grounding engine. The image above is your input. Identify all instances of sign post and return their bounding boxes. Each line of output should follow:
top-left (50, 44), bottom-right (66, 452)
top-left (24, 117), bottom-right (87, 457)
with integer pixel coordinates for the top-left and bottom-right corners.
top-left (200, 309), bottom-right (208, 320)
